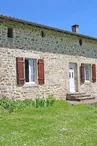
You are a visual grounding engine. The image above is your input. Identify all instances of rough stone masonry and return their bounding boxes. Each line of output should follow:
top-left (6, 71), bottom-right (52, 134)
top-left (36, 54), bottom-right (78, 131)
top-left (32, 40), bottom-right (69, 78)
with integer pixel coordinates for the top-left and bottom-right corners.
top-left (0, 15), bottom-right (97, 100)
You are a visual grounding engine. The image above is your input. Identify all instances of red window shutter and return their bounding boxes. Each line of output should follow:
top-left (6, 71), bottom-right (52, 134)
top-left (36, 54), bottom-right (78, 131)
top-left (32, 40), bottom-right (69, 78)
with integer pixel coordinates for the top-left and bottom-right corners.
top-left (80, 63), bottom-right (85, 83)
top-left (38, 59), bottom-right (45, 84)
top-left (92, 64), bottom-right (96, 83)
top-left (16, 57), bottom-right (24, 85)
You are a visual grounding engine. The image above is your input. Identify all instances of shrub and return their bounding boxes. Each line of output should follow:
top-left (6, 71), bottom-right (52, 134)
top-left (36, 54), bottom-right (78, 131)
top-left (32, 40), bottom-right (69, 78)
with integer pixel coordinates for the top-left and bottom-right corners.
top-left (34, 97), bottom-right (56, 108)
top-left (0, 96), bottom-right (56, 112)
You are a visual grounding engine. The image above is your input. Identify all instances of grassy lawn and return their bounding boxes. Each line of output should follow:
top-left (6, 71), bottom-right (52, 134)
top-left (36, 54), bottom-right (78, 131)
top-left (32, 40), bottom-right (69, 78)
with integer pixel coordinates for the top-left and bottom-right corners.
top-left (0, 99), bottom-right (97, 146)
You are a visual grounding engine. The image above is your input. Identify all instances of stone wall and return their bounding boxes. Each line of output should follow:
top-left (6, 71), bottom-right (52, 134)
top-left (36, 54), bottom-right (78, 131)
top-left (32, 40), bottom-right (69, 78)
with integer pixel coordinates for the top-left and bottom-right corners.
top-left (0, 19), bottom-right (97, 99)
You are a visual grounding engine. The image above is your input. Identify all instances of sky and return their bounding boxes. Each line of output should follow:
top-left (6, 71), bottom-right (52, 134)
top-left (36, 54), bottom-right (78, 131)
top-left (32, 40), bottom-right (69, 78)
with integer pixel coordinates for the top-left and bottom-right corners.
top-left (0, 0), bottom-right (97, 37)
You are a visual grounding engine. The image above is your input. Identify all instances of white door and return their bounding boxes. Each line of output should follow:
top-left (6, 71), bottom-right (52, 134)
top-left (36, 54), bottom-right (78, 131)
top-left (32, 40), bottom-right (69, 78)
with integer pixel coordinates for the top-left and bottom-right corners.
top-left (69, 68), bottom-right (75, 93)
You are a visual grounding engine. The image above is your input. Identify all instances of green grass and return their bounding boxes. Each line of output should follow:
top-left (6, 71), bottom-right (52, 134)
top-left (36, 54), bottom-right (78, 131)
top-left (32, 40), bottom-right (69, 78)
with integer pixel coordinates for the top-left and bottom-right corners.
top-left (0, 98), bottom-right (97, 146)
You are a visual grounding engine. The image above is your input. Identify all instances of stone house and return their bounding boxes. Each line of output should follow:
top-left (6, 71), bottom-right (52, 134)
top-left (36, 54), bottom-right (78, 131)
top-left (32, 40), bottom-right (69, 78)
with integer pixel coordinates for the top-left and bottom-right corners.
top-left (0, 15), bottom-right (97, 101)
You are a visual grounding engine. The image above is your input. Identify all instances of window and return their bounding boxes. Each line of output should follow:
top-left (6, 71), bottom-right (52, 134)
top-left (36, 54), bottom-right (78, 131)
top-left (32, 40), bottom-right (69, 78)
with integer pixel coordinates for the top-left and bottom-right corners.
top-left (81, 63), bottom-right (96, 83)
top-left (25, 59), bottom-right (36, 83)
top-left (7, 28), bottom-right (13, 38)
top-left (41, 31), bottom-right (45, 37)
top-left (84, 64), bottom-right (91, 81)
top-left (79, 38), bottom-right (83, 46)
top-left (16, 57), bottom-right (44, 85)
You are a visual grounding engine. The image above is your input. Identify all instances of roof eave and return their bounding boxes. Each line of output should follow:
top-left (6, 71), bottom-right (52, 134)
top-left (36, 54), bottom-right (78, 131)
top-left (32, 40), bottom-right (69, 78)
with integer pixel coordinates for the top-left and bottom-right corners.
top-left (0, 14), bottom-right (97, 41)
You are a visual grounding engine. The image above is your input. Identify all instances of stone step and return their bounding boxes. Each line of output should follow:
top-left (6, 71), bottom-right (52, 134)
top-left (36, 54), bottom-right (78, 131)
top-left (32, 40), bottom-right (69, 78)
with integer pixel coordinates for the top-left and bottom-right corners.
top-left (66, 92), bottom-right (95, 103)
top-left (72, 96), bottom-right (95, 101)
top-left (66, 95), bottom-right (91, 100)
top-left (66, 92), bottom-right (86, 100)
top-left (71, 94), bottom-right (91, 98)
top-left (67, 92), bottom-right (86, 96)
top-left (67, 98), bottom-right (97, 105)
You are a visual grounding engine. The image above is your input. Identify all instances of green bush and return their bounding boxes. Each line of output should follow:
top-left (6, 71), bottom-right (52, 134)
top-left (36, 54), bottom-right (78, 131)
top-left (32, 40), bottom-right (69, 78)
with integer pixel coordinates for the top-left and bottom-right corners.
top-left (34, 97), bottom-right (56, 108)
top-left (0, 97), bottom-right (15, 112)
top-left (0, 96), bottom-right (56, 112)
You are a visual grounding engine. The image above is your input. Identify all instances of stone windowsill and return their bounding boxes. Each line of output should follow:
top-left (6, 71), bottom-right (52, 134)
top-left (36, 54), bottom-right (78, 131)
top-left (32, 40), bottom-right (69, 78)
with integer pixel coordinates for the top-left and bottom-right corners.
top-left (23, 83), bottom-right (39, 88)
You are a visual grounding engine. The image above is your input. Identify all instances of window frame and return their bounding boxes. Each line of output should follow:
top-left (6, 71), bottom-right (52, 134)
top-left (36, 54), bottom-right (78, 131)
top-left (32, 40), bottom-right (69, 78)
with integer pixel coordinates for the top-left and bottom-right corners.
top-left (24, 58), bottom-right (37, 85)
top-left (84, 64), bottom-right (91, 82)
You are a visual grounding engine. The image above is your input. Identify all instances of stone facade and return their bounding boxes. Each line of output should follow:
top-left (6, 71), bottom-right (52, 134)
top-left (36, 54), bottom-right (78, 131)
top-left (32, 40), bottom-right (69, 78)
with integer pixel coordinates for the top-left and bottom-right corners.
top-left (0, 16), bottom-right (97, 99)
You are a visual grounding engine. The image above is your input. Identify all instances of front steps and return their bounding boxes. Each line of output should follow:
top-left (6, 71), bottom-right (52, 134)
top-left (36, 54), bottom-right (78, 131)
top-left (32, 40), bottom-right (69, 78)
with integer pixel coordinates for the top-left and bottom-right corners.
top-left (66, 92), bottom-right (96, 104)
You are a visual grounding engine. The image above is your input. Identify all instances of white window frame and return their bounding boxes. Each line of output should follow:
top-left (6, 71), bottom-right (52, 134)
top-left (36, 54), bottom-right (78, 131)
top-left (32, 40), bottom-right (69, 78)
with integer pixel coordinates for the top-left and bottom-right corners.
top-left (84, 64), bottom-right (91, 82)
top-left (25, 59), bottom-right (37, 85)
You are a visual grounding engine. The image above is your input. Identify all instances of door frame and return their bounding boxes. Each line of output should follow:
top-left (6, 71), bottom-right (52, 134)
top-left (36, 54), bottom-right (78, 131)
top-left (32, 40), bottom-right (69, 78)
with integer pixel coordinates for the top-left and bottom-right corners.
top-left (68, 63), bottom-right (78, 93)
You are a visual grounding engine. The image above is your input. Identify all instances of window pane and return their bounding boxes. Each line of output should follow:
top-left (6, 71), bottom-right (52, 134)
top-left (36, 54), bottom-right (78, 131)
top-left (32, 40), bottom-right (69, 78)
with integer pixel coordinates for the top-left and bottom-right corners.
top-left (86, 70), bottom-right (89, 80)
top-left (72, 72), bottom-right (73, 78)
top-left (31, 75), bottom-right (35, 82)
top-left (69, 72), bottom-right (71, 78)
top-left (29, 60), bottom-right (33, 67)
top-left (25, 60), bottom-right (29, 82)
top-left (25, 59), bottom-right (36, 83)
top-left (85, 65), bottom-right (90, 81)
top-left (29, 60), bottom-right (36, 82)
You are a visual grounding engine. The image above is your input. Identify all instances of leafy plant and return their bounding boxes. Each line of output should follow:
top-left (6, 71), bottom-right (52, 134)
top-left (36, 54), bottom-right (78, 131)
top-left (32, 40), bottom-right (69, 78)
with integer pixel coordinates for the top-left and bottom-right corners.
top-left (0, 96), bottom-right (56, 112)
top-left (34, 97), bottom-right (56, 108)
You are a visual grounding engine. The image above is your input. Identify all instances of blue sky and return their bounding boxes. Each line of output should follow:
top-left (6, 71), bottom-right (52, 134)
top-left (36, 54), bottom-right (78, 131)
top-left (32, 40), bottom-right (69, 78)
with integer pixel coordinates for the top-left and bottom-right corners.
top-left (0, 0), bottom-right (97, 37)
